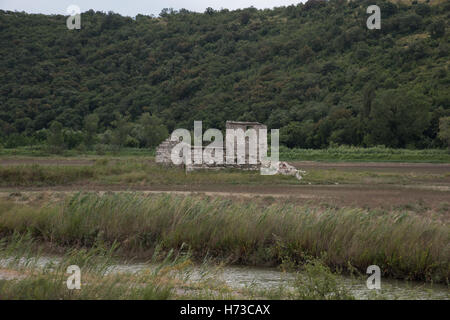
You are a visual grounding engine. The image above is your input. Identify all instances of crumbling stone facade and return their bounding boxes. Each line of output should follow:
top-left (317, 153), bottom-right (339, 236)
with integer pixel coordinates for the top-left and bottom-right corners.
top-left (225, 121), bottom-right (267, 166)
top-left (155, 138), bottom-right (179, 164)
top-left (156, 121), bottom-right (267, 171)
top-left (155, 121), bottom-right (305, 180)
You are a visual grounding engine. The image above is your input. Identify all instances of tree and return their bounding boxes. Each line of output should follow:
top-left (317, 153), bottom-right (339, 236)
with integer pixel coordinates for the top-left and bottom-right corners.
top-left (438, 117), bottom-right (450, 149)
top-left (362, 83), bottom-right (376, 119)
top-left (205, 7), bottom-right (215, 15)
top-left (415, 3), bottom-right (431, 17)
top-left (367, 90), bottom-right (430, 148)
top-left (47, 121), bottom-right (65, 153)
top-left (299, 45), bottom-right (314, 63)
top-left (111, 113), bottom-right (132, 150)
top-left (136, 113), bottom-right (168, 148)
top-left (0, 4), bottom-right (449, 149)
top-left (429, 21), bottom-right (445, 39)
top-left (240, 12), bottom-right (251, 25)
top-left (280, 121), bottom-right (315, 148)
top-left (399, 13), bottom-right (422, 33)
top-left (63, 129), bottom-right (84, 149)
top-left (84, 114), bottom-right (99, 149)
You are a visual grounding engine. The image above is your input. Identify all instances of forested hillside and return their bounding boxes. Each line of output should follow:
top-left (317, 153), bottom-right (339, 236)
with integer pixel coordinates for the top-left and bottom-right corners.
top-left (0, 0), bottom-right (449, 150)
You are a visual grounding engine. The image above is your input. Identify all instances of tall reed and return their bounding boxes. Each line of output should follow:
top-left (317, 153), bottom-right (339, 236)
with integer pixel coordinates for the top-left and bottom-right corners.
top-left (0, 192), bottom-right (448, 283)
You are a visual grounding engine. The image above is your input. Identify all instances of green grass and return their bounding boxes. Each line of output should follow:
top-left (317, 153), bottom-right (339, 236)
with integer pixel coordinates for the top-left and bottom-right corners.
top-left (0, 158), bottom-right (446, 187)
top-left (0, 160), bottom-right (298, 187)
top-left (280, 146), bottom-right (450, 163)
top-left (0, 192), bottom-right (448, 283)
top-left (1, 145), bottom-right (449, 162)
top-left (0, 271), bottom-right (176, 300)
top-left (0, 164), bottom-right (96, 186)
top-left (0, 146), bottom-right (156, 158)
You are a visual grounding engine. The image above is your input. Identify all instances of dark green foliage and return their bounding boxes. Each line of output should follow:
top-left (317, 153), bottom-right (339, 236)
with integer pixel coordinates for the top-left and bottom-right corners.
top-left (414, 3), bottom-right (431, 17)
top-left (438, 116), bottom-right (450, 148)
top-left (46, 121), bottom-right (64, 153)
top-left (429, 20), bottom-right (446, 39)
top-left (366, 89), bottom-right (431, 148)
top-left (136, 113), bottom-right (168, 148)
top-left (0, 1), bottom-right (448, 149)
top-left (84, 114), bottom-right (99, 148)
top-left (111, 114), bottom-right (132, 150)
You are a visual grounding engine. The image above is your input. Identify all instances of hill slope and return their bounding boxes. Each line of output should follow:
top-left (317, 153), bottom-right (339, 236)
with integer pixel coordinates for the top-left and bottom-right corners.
top-left (0, 0), bottom-right (449, 149)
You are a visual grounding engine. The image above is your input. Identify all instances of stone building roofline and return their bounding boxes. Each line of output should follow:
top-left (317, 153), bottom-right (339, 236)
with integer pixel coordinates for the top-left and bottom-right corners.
top-left (226, 121), bottom-right (266, 126)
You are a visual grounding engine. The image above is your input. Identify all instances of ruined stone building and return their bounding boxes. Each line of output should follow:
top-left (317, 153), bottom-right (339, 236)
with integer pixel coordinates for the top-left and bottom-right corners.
top-left (156, 120), bottom-right (305, 180)
top-left (156, 121), bottom-right (267, 171)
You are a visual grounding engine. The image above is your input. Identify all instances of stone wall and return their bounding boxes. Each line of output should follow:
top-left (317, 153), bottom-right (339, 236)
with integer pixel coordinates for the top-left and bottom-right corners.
top-left (155, 121), bottom-right (267, 171)
top-left (155, 138), bottom-right (179, 165)
top-left (225, 121), bottom-right (267, 166)
top-left (155, 121), bottom-right (305, 180)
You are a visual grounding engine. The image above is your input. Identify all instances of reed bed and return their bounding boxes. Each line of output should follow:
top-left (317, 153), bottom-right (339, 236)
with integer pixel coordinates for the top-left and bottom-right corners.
top-left (0, 192), bottom-right (448, 283)
top-left (0, 234), bottom-right (357, 300)
top-left (0, 235), bottom-right (183, 300)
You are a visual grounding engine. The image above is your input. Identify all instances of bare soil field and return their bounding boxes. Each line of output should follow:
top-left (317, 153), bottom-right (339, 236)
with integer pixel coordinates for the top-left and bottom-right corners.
top-left (1, 183), bottom-right (448, 211)
top-left (0, 159), bottom-right (448, 211)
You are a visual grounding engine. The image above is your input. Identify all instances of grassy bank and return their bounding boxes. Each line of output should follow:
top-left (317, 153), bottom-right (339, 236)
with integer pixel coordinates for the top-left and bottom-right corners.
top-left (1, 159), bottom-right (448, 187)
top-left (0, 193), bottom-right (447, 283)
top-left (0, 161), bottom-right (298, 187)
top-left (0, 146), bottom-right (156, 158)
top-left (280, 146), bottom-right (450, 163)
top-left (1, 146), bottom-right (449, 162)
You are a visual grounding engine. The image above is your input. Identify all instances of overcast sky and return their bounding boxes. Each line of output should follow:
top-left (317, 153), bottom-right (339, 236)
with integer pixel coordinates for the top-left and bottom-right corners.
top-left (0, 0), bottom-right (305, 17)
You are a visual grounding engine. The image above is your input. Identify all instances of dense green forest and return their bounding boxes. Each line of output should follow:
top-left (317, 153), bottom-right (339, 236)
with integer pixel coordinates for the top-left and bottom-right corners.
top-left (0, 0), bottom-right (449, 152)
